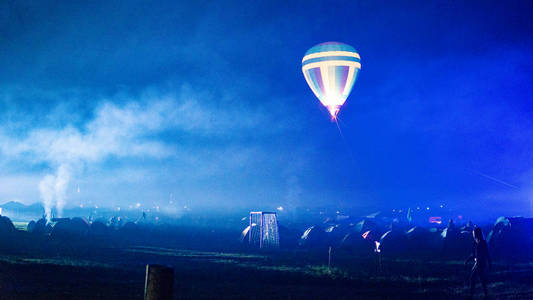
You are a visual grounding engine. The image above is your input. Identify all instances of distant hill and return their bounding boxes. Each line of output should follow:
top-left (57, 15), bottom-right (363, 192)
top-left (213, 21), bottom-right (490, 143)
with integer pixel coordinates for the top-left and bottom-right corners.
top-left (0, 201), bottom-right (27, 211)
top-left (0, 201), bottom-right (44, 221)
top-left (1, 201), bottom-right (44, 211)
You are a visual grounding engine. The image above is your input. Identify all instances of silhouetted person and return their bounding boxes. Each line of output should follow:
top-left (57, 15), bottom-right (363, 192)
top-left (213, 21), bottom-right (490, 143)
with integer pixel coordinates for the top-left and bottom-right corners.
top-left (465, 227), bottom-right (491, 298)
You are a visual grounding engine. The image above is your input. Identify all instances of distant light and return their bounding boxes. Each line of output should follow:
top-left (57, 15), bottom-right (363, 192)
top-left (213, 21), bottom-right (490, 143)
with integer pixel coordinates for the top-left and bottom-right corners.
top-left (426, 206), bottom-right (430, 210)
top-left (374, 241), bottom-right (381, 253)
top-left (392, 209), bottom-right (396, 212)
top-left (398, 209), bottom-right (403, 213)
top-left (135, 203), bottom-right (141, 208)
top-left (184, 205), bottom-right (188, 209)
top-left (440, 204), bottom-right (444, 208)
top-left (169, 200), bottom-right (174, 204)
top-left (94, 205), bottom-right (98, 209)
top-left (336, 210), bottom-right (340, 214)
top-left (117, 207), bottom-right (121, 211)
top-left (417, 207), bottom-right (420, 210)
top-left (277, 206), bottom-right (283, 211)
top-left (429, 216), bottom-right (442, 224)
top-left (79, 204), bottom-right (83, 208)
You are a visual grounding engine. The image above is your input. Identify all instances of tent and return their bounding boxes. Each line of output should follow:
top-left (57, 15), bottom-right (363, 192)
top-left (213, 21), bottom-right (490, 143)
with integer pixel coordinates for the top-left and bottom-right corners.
top-left (0, 216), bottom-right (15, 235)
top-left (379, 230), bottom-right (408, 256)
top-left (118, 221), bottom-right (142, 242)
top-left (240, 225), bottom-right (251, 244)
top-left (50, 217), bottom-right (89, 239)
top-left (299, 225), bottom-right (328, 248)
top-left (488, 217), bottom-right (533, 261)
top-left (28, 218), bottom-right (47, 234)
top-left (27, 220), bottom-right (36, 232)
top-left (324, 224), bottom-right (352, 247)
top-left (353, 219), bottom-right (380, 234)
top-left (339, 230), bottom-right (375, 255)
top-left (405, 226), bottom-right (441, 255)
top-left (442, 228), bottom-right (473, 258)
top-left (278, 225), bottom-right (300, 249)
top-left (89, 221), bottom-right (109, 237)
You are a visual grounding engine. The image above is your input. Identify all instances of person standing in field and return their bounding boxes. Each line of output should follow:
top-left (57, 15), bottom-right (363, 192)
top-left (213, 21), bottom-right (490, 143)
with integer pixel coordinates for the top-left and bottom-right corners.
top-left (465, 227), bottom-right (491, 298)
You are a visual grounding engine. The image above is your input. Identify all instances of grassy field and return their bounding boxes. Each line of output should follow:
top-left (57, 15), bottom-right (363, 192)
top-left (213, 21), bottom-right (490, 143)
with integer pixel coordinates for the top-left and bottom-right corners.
top-left (0, 242), bottom-right (532, 299)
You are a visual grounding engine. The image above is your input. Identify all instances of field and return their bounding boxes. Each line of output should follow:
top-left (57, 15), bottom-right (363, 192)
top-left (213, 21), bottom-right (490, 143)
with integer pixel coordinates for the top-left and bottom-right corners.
top-left (0, 238), bottom-right (532, 300)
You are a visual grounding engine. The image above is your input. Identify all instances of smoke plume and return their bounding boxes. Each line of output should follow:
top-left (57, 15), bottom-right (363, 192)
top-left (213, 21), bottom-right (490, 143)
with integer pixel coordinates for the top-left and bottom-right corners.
top-left (38, 164), bottom-right (71, 221)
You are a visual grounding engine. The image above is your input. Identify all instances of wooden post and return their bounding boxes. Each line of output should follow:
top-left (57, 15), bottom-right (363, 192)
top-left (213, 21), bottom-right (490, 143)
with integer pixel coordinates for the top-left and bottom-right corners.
top-left (144, 264), bottom-right (174, 300)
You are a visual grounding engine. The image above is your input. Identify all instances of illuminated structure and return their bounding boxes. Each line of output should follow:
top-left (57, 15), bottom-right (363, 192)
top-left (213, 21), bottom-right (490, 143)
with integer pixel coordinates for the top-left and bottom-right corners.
top-left (249, 211), bottom-right (279, 249)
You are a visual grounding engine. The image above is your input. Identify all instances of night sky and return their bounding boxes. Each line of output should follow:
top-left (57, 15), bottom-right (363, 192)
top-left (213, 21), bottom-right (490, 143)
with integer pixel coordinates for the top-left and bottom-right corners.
top-left (0, 1), bottom-right (532, 216)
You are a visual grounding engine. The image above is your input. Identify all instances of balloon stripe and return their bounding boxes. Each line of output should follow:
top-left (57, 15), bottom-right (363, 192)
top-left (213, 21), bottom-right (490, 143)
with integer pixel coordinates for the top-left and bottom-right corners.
top-left (302, 61), bottom-right (361, 71)
top-left (302, 70), bottom-right (318, 99)
top-left (302, 55), bottom-right (360, 66)
top-left (309, 68), bottom-right (325, 100)
top-left (304, 69), bottom-right (323, 101)
top-left (328, 65), bottom-right (337, 100)
top-left (314, 68), bottom-right (326, 99)
top-left (320, 65), bottom-right (331, 101)
top-left (337, 66), bottom-right (349, 97)
top-left (302, 51), bottom-right (360, 62)
top-left (343, 68), bottom-right (359, 97)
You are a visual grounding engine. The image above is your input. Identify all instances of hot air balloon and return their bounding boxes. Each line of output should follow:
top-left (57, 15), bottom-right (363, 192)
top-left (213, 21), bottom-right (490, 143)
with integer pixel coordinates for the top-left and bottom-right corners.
top-left (301, 42), bottom-right (361, 120)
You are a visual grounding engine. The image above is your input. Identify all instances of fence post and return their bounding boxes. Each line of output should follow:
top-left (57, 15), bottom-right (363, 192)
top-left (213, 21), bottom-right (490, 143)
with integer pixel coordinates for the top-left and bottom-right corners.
top-left (144, 264), bottom-right (174, 300)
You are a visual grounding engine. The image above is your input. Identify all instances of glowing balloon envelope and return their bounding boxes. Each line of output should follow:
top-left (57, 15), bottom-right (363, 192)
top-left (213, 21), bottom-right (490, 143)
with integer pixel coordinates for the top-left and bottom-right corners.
top-left (301, 42), bottom-right (361, 120)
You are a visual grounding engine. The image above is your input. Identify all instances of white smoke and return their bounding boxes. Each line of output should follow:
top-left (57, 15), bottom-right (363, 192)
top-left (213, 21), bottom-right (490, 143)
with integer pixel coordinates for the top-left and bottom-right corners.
top-left (38, 174), bottom-right (55, 221)
top-left (38, 164), bottom-right (71, 221)
top-left (1, 98), bottom-right (177, 219)
top-left (54, 164), bottom-right (70, 218)
top-left (0, 86), bottom-right (288, 211)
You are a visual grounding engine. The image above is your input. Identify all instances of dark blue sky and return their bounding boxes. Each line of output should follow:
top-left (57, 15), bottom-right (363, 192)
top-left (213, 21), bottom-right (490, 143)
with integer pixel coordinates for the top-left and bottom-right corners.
top-left (0, 0), bottom-right (532, 216)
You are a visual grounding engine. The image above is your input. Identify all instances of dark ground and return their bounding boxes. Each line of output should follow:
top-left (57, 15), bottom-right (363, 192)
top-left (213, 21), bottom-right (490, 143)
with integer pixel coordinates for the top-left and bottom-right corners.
top-left (0, 241), bottom-right (532, 300)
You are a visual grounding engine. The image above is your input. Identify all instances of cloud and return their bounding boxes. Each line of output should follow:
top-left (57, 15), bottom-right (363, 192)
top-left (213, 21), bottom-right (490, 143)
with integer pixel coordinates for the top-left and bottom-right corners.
top-left (0, 84), bottom-right (300, 212)
top-left (0, 85), bottom-right (276, 164)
